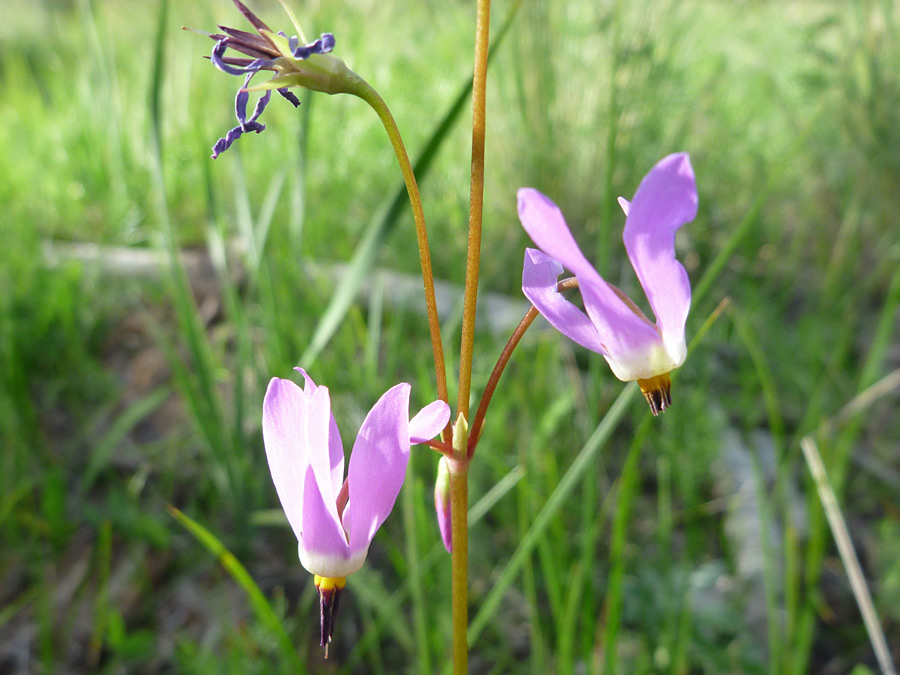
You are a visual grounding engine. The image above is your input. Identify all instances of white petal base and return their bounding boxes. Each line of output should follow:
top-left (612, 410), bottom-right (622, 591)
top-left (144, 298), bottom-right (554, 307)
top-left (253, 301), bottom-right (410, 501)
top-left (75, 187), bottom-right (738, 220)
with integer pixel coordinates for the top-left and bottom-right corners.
top-left (605, 336), bottom-right (686, 383)
top-left (299, 543), bottom-right (367, 579)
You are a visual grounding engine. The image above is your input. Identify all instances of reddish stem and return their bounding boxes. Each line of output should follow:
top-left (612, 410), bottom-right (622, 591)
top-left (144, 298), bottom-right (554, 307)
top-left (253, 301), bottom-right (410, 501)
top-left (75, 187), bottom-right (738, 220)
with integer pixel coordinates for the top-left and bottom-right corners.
top-left (467, 277), bottom-right (579, 456)
top-left (424, 439), bottom-right (455, 456)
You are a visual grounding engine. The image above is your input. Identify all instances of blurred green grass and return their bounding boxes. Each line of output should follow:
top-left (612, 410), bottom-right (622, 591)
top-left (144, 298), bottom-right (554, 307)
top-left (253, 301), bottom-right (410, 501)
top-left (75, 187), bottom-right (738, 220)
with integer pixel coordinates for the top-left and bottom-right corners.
top-left (1, 0), bottom-right (899, 672)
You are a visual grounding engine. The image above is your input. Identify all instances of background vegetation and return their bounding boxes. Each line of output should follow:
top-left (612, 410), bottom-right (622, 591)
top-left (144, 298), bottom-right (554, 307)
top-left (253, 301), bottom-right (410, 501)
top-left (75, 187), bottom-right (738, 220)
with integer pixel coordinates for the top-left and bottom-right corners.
top-left (1, 0), bottom-right (898, 672)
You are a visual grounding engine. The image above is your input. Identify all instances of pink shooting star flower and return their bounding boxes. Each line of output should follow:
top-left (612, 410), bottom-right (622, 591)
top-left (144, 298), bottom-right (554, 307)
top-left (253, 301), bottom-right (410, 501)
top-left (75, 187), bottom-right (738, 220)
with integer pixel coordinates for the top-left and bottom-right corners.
top-left (518, 152), bottom-right (698, 414)
top-left (262, 369), bottom-right (449, 654)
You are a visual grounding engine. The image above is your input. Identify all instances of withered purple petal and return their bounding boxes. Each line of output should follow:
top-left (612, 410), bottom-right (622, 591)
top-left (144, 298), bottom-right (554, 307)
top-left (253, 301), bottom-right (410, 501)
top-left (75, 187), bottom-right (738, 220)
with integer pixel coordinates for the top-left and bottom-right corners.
top-left (211, 127), bottom-right (242, 159)
top-left (215, 26), bottom-right (277, 59)
top-left (244, 88), bottom-right (272, 128)
top-left (211, 39), bottom-right (267, 76)
top-left (211, 71), bottom-right (270, 158)
top-left (292, 33), bottom-right (336, 59)
top-left (232, 0), bottom-right (272, 33)
top-left (219, 56), bottom-right (263, 68)
top-left (278, 88), bottom-right (301, 108)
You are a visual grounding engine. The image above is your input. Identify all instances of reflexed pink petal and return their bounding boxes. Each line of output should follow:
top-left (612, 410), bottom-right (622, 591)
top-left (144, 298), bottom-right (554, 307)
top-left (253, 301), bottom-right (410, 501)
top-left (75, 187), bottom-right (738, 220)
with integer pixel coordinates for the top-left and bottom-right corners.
top-left (434, 456), bottom-right (452, 552)
top-left (517, 188), bottom-right (600, 280)
top-left (522, 248), bottom-right (607, 354)
top-left (617, 196), bottom-right (630, 216)
top-left (345, 384), bottom-right (411, 557)
top-left (298, 463), bottom-right (354, 575)
top-left (295, 367), bottom-right (345, 497)
top-left (518, 189), bottom-right (661, 366)
top-left (621, 153), bottom-right (696, 362)
top-left (304, 386), bottom-right (343, 530)
top-left (262, 377), bottom-right (310, 541)
top-left (409, 400), bottom-right (450, 444)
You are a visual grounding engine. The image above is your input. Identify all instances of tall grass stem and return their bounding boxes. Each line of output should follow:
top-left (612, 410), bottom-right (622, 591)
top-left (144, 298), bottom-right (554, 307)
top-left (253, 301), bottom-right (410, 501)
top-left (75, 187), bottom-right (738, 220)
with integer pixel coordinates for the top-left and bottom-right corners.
top-left (799, 437), bottom-right (897, 675)
top-left (469, 385), bottom-right (636, 644)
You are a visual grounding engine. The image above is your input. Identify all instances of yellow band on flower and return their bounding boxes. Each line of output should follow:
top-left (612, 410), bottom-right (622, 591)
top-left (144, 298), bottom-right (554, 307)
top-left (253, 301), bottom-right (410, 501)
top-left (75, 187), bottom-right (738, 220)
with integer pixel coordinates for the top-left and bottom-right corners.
top-left (314, 575), bottom-right (347, 591)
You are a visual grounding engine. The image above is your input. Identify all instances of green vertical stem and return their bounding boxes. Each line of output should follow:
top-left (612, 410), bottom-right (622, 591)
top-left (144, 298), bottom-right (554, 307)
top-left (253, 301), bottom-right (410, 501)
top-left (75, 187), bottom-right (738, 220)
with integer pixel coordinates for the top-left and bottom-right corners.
top-left (450, 414), bottom-right (470, 674)
top-left (457, 0), bottom-right (492, 419)
top-left (601, 418), bottom-right (650, 675)
top-left (600, 303), bottom-right (729, 674)
top-left (290, 89), bottom-right (313, 250)
top-left (447, 1), bottom-right (491, 669)
top-left (469, 386), bottom-right (637, 645)
top-left (597, 0), bottom-right (622, 273)
top-left (402, 475), bottom-right (432, 674)
top-left (350, 82), bottom-right (449, 410)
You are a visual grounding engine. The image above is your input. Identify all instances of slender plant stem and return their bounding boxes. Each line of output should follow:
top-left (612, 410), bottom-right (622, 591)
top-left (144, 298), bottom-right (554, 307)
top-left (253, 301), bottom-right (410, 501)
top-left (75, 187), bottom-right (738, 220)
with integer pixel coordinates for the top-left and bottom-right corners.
top-left (468, 278), bottom-right (580, 454)
top-left (446, 2), bottom-right (491, 670)
top-left (457, 0), bottom-right (492, 419)
top-left (602, 419), bottom-right (650, 675)
top-left (800, 437), bottom-right (897, 675)
top-left (597, 0), bottom-right (621, 274)
top-left (450, 414), bottom-right (470, 674)
top-left (469, 307), bottom-right (538, 454)
top-left (350, 81), bottom-right (449, 407)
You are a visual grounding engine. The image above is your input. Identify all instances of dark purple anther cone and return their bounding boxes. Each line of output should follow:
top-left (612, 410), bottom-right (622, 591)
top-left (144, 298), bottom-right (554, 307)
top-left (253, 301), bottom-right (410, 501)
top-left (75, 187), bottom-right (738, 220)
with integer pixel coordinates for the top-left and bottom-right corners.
top-left (318, 584), bottom-right (343, 657)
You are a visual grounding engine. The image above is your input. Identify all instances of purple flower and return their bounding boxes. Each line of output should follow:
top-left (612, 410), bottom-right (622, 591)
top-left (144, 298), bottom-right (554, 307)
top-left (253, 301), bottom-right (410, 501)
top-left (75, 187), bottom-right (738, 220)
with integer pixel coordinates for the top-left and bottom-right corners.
top-left (518, 153), bottom-right (698, 414)
top-left (262, 368), bottom-right (449, 648)
top-left (203, 1), bottom-right (347, 158)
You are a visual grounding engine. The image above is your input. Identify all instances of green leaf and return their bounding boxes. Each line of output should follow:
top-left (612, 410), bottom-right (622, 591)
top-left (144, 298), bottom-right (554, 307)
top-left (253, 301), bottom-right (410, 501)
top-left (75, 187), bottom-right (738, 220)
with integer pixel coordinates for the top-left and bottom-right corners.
top-left (168, 506), bottom-right (306, 673)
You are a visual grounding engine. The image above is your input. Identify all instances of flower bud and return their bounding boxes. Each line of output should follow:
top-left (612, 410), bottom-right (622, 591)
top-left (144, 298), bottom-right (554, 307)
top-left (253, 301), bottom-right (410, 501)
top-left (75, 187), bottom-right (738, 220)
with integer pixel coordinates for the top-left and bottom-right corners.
top-left (434, 456), bottom-right (452, 552)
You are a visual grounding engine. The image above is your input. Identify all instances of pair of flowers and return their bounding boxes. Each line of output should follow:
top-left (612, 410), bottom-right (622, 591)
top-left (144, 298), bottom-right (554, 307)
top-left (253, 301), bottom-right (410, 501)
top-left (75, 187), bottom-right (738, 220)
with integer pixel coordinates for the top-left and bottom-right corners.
top-left (263, 154), bottom-right (697, 649)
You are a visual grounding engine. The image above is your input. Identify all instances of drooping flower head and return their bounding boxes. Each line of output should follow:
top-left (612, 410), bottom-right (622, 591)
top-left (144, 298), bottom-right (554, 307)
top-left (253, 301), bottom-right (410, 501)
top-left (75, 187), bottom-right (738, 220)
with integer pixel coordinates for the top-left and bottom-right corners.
top-left (518, 153), bottom-right (698, 414)
top-left (262, 369), bottom-right (449, 652)
top-left (199, 0), bottom-right (362, 157)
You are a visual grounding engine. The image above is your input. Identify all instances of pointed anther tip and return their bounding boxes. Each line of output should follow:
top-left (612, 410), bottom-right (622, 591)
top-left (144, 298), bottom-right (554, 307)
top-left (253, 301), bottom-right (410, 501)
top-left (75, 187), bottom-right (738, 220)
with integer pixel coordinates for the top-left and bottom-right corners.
top-left (315, 575), bottom-right (346, 654)
top-left (637, 373), bottom-right (673, 417)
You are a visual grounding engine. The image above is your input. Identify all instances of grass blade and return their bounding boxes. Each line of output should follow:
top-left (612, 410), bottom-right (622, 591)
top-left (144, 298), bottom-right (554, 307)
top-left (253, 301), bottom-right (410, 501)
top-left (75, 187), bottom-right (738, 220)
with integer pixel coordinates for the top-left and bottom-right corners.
top-left (799, 438), bottom-right (897, 675)
top-left (468, 384), bottom-right (636, 644)
top-left (168, 505), bottom-right (305, 673)
top-left (80, 386), bottom-right (170, 493)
